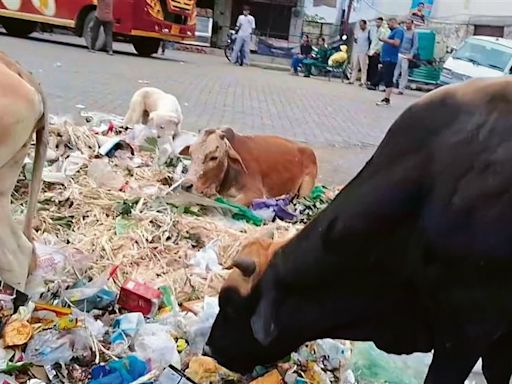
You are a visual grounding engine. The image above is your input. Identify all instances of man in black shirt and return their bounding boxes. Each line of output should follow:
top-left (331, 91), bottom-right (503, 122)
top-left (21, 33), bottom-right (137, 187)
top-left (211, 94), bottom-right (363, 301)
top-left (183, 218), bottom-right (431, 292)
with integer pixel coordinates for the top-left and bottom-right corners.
top-left (291, 35), bottom-right (313, 75)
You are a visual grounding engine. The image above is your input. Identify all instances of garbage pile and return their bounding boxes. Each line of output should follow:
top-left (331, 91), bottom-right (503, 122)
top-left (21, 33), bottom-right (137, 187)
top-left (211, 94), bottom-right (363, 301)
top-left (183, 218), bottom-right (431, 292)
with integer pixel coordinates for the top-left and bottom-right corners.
top-left (5, 113), bottom-right (440, 383)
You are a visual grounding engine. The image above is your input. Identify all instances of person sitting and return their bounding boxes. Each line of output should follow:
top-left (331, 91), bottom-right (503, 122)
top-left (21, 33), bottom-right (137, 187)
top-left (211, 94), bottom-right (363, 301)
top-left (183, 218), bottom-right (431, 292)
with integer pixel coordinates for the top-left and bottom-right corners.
top-left (303, 37), bottom-right (329, 78)
top-left (291, 35), bottom-right (313, 75)
top-left (328, 45), bottom-right (348, 67)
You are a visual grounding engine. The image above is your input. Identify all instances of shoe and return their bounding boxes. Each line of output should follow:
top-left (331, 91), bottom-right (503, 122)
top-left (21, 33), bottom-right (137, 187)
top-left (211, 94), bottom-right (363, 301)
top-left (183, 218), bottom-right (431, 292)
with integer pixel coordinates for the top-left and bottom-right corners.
top-left (366, 85), bottom-right (377, 91)
top-left (88, 49), bottom-right (96, 53)
top-left (347, 81), bottom-right (354, 85)
top-left (397, 90), bottom-right (404, 95)
top-left (107, 51), bottom-right (114, 56)
top-left (376, 98), bottom-right (390, 106)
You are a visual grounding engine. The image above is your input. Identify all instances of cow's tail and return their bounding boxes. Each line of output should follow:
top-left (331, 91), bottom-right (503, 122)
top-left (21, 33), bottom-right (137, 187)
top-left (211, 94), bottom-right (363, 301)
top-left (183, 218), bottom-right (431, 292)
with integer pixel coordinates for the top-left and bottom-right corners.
top-left (24, 90), bottom-right (48, 273)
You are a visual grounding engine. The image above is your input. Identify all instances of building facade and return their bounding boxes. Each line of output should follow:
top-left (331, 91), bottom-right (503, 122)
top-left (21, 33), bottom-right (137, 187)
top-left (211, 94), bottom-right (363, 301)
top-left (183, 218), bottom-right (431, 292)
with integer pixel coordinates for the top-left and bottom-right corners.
top-left (347, 0), bottom-right (512, 58)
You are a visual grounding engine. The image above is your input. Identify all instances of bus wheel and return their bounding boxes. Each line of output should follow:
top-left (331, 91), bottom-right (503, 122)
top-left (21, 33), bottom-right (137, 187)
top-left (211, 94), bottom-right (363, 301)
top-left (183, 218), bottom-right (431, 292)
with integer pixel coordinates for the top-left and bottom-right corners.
top-left (132, 37), bottom-right (160, 57)
top-left (2, 19), bottom-right (37, 37)
top-left (83, 11), bottom-right (106, 50)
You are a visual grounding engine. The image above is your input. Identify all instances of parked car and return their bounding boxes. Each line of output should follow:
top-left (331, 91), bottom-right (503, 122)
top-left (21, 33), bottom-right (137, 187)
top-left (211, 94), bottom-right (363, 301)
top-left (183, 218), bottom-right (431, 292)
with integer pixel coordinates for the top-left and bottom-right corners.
top-left (439, 36), bottom-right (512, 85)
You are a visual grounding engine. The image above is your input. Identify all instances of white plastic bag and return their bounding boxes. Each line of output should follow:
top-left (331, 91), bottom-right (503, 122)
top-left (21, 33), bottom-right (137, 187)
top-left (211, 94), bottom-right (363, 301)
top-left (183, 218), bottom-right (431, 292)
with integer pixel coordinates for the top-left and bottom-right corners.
top-left (188, 241), bottom-right (222, 274)
top-left (134, 323), bottom-right (180, 369)
top-left (186, 296), bottom-right (219, 354)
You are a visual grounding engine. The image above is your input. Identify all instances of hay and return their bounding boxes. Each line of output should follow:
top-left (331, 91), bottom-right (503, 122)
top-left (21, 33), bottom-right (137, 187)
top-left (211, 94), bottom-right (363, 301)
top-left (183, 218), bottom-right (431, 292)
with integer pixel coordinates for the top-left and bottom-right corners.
top-left (15, 118), bottom-right (300, 303)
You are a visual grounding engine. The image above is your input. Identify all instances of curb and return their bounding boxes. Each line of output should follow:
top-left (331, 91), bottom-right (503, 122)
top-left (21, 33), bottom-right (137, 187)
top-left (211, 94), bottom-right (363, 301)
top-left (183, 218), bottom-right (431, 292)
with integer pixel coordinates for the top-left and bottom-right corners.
top-left (250, 62), bottom-right (290, 72)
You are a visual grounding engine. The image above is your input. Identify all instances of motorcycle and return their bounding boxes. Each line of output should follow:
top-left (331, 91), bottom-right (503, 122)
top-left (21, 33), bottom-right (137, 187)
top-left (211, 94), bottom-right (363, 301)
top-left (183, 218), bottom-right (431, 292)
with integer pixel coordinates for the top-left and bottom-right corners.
top-left (224, 29), bottom-right (246, 66)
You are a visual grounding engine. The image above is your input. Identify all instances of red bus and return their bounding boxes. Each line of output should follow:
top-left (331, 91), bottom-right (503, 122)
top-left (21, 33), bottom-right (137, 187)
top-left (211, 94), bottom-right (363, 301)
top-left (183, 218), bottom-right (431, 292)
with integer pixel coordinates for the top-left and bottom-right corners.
top-left (0, 0), bottom-right (197, 56)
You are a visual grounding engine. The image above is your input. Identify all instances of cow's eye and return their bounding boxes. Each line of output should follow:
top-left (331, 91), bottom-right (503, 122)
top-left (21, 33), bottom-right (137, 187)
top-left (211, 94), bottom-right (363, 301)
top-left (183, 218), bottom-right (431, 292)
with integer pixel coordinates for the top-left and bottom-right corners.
top-left (209, 156), bottom-right (218, 162)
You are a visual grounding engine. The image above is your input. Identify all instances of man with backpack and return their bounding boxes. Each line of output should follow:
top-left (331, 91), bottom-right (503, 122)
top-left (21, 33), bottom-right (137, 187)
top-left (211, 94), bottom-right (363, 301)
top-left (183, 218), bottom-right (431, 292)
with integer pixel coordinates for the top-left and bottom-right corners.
top-left (393, 19), bottom-right (419, 95)
top-left (348, 19), bottom-right (371, 86)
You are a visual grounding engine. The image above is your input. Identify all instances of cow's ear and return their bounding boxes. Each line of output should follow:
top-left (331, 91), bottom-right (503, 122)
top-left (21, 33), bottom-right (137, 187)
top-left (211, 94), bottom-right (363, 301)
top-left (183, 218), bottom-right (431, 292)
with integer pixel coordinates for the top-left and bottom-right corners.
top-left (226, 141), bottom-right (248, 173)
top-left (179, 145), bottom-right (190, 156)
top-left (220, 127), bottom-right (235, 142)
top-left (231, 257), bottom-right (257, 278)
top-left (251, 280), bottom-right (278, 346)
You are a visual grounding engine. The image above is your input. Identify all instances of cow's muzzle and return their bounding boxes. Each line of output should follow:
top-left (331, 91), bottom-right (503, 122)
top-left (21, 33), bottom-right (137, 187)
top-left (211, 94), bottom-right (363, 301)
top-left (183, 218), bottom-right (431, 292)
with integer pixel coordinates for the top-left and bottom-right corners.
top-left (181, 179), bottom-right (194, 192)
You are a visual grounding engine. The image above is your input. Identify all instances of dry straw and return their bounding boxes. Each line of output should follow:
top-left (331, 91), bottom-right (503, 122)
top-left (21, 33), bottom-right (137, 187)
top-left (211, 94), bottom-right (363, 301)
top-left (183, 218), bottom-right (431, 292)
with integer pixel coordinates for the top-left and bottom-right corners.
top-left (14, 118), bottom-right (300, 303)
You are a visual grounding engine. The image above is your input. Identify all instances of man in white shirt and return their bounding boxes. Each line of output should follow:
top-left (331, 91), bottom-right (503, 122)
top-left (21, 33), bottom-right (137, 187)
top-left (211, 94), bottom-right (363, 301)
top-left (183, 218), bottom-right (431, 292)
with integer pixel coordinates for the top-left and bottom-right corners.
top-left (349, 19), bottom-right (371, 86)
top-left (231, 5), bottom-right (256, 65)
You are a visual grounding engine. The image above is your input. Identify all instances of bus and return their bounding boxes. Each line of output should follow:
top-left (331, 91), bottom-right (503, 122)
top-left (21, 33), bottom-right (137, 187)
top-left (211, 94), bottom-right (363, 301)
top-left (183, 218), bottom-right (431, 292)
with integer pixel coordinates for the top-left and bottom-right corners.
top-left (0, 0), bottom-right (197, 56)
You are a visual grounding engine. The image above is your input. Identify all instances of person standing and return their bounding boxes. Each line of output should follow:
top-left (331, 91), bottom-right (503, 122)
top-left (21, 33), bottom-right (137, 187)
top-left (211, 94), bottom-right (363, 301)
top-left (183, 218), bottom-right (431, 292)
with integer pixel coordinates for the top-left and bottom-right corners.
top-left (231, 5), bottom-right (256, 65)
top-left (393, 19), bottom-right (418, 95)
top-left (367, 17), bottom-right (389, 86)
top-left (376, 18), bottom-right (404, 106)
top-left (348, 19), bottom-right (370, 86)
top-left (89, 0), bottom-right (114, 55)
top-left (291, 34), bottom-right (313, 75)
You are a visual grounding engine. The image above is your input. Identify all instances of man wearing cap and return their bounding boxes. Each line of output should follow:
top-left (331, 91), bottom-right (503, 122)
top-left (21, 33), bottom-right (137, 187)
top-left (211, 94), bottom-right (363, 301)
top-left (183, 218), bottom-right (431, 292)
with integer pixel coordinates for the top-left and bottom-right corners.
top-left (89, 0), bottom-right (114, 56)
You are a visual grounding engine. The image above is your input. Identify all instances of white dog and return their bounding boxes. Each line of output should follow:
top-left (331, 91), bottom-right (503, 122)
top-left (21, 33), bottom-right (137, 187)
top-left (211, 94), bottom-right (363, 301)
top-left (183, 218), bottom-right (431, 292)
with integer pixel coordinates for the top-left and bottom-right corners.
top-left (123, 87), bottom-right (183, 140)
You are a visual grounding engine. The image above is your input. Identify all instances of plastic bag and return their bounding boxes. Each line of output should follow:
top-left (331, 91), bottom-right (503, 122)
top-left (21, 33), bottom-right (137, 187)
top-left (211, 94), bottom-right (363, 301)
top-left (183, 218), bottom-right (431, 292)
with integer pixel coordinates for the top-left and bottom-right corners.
top-left (134, 323), bottom-right (180, 369)
top-left (25, 330), bottom-right (74, 366)
top-left (350, 342), bottom-right (431, 384)
top-left (188, 241), bottom-right (222, 274)
top-left (90, 355), bottom-right (148, 384)
top-left (62, 267), bottom-right (117, 302)
top-left (87, 158), bottom-right (125, 191)
top-left (72, 308), bottom-right (107, 339)
top-left (315, 339), bottom-right (351, 370)
top-left (111, 312), bottom-right (145, 354)
top-left (187, 296), bottom-right (220, 354)
top-left (125, 124), bottom-right (158, 148)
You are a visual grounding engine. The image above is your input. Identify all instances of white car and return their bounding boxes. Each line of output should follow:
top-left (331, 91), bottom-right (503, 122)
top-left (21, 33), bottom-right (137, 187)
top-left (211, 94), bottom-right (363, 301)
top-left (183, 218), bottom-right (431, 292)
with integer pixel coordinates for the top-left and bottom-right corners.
top-left (439, 36), bottom-right (512, 85)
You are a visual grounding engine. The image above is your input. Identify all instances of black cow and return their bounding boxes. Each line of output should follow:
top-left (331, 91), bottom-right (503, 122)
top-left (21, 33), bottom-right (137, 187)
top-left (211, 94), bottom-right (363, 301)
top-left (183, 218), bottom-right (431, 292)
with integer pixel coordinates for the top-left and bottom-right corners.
top-left (204, 78), bottom-right (512, 384)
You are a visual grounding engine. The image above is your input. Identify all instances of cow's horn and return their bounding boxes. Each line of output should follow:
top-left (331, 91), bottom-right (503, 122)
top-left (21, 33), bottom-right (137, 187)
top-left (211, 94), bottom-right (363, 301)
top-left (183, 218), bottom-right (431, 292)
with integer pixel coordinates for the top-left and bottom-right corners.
top-left (232, 258), bottom-right (257, 278)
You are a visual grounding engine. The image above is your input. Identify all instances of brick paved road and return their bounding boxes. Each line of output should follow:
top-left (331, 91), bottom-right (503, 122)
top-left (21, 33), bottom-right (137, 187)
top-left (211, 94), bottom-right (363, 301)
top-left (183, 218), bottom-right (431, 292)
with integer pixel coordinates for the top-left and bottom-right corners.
top-left (0, 31), bottom-right (421, 184)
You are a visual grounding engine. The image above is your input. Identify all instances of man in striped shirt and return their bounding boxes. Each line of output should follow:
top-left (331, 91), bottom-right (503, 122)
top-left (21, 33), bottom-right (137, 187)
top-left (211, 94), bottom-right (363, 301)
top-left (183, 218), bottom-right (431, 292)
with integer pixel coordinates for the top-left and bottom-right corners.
top-left (89, 0), bottom-right (114, 55)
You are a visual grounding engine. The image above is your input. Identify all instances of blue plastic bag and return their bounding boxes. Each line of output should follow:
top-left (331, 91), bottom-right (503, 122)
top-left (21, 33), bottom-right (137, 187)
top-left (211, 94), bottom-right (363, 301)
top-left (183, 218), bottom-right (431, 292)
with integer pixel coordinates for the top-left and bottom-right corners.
top-left (89, 355), bottom-right (148, 384)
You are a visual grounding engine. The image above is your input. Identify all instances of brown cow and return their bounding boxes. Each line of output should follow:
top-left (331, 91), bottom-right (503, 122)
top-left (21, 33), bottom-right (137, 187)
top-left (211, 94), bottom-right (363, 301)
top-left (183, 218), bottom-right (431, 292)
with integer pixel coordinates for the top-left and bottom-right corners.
top-left (180, 128), bottom-right (318, 206)
top-left (224, 231), bottom-right (290, 298)
top-left (0, 52), bottom-right (48, 290)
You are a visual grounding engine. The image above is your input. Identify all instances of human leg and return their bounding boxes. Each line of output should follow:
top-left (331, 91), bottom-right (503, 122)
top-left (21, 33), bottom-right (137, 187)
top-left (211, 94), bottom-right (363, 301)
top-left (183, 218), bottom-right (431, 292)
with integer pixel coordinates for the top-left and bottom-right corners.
top-left (393, 56), bottom-right (402, 87)
top-left (377, 61), bottom-right (397, 105)
top-left (398, 57), bottom-right (410, 92)
top-left (242, 35), bottom-right (251, 65)
top-left (350, 53), bottom-right (361, 83)
top-left (230, 35), bottom-right (244, 63)
top-left (103, 21), bottom-right (114, 54)
top-left (360, 53), bottom-right (369, 85)
top-left (89, 17), bottom-right (102, 51)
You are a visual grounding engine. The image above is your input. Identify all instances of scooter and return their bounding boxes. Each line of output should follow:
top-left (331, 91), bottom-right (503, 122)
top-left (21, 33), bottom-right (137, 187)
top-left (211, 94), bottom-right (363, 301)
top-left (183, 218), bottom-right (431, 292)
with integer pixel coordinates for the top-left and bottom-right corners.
top-left (224, 29), bottom-right (245, 66)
